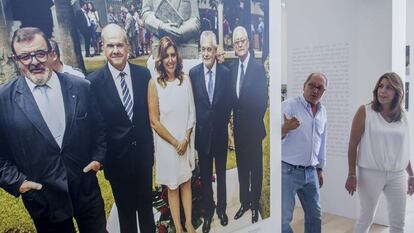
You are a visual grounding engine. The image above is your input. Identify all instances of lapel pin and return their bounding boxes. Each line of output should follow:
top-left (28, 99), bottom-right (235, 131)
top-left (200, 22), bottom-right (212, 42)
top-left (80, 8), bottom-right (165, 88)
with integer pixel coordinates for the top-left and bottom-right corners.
top-left (72, 95), bottom-right (75, 98)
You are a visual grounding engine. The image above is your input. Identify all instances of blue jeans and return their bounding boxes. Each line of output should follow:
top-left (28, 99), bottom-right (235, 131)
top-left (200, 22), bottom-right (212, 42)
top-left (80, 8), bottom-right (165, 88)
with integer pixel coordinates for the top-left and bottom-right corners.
top-left (282, 162), bottom-right (322, 233)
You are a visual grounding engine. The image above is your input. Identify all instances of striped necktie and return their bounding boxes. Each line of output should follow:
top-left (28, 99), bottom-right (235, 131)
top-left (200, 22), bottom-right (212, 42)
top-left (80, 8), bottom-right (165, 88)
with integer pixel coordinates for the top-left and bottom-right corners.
top-left (119, 72), bottom-right (133, 121)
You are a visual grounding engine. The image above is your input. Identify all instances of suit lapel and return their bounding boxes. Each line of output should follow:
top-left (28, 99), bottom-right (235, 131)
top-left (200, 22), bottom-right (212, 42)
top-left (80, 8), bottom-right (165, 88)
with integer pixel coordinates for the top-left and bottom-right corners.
top-left (14, 76), bottom-right (60, 150)
top-left (232, 61), bottom-right (239, 99)
top-left (239, 57), bottom-right (254, 99)
top-left (130, 64), bottom-right (139, 122)
top-left (198, 65), bottom-right (211, 106)
top-left (59, 73), bottom-right (77, 149)
top-left (212, 64), bottom-right (223, 106)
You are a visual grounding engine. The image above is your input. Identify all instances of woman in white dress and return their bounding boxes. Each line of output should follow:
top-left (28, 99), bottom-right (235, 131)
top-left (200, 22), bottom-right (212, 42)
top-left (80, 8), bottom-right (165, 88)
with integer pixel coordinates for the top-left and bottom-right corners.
top-left (345, 72), bottom-right (414, 233)
top-left (148, 36), bottom-right (196, 233)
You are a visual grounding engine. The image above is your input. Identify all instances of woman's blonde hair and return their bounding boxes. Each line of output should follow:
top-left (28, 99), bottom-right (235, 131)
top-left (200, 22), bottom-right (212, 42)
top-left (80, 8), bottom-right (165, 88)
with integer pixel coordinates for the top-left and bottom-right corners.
top-left (155, 36), bottom-right (183, 88)
top-left (371, 72), bottom-right (404, 122)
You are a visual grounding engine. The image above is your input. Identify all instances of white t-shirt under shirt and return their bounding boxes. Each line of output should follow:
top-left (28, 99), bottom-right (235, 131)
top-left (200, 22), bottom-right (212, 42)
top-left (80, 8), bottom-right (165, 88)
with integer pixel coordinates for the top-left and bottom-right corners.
top-left (357, 104), bottom-right (410, 171)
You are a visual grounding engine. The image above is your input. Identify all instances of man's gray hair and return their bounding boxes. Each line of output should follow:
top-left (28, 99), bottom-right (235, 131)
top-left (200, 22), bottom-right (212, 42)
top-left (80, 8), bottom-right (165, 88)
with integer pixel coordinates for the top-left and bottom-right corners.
top-left (304, 72), bottom-right (328, 88)
top-left (101, 23), bottom-right (128, 45)
top-left (200, 30), bottom-right (217, 48)
top-left (232, 26), bottom-right (248, 42)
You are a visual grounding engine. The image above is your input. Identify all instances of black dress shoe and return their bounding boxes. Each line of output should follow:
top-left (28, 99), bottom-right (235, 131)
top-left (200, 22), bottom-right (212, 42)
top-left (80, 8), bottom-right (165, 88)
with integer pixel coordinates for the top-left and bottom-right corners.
top-left (234, 206), bottom-right (249, 220)
top-left (217, 212), bottom-right (228, 226)
top-left (251, 209), bottom-right (259, 223)
top-left (202, 218), bottom-right (212, 233)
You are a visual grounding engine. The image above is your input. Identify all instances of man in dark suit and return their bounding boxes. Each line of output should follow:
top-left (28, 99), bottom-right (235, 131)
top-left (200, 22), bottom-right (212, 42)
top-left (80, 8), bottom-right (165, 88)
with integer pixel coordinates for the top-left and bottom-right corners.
top-left (87, 24), bottom-right (155, 233)
top-left (231, 26), bottom-right (268, 224)
top-left (189, 31), bottom-right (232, 233)
top-left (75, 1), bottom-right (92, 57)
top-left (0, 27), bottom-right (106, 233)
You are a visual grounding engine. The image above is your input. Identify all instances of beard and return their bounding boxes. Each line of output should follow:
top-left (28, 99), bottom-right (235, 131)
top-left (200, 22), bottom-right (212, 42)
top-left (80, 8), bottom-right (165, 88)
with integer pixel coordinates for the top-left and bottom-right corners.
top-left (21, 63), bottom-right (52, 86)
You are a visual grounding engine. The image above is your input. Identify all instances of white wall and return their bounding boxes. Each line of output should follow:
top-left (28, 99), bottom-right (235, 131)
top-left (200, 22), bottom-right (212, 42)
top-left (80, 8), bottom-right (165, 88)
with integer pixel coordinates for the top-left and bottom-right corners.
top-left (285, 0), bottom-right (406, 225)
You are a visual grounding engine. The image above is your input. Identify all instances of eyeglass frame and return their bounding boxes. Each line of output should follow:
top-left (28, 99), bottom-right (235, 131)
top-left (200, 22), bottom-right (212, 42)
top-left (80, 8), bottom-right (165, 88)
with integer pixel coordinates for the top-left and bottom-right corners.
top-left (13, 49), bottom-right (51, 65)
top-left (233, 38), bottom-right (248, 46)
top-left (306, 82), bottom-right (326, 93)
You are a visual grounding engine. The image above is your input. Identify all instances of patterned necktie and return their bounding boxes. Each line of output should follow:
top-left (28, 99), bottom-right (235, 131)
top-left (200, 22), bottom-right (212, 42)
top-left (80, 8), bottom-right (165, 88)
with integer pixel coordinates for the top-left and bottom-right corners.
top-left (207, 69), bottom-right (214, 104)
top-left (239, 63), bottom-right (245, 93)
top-left (119, 72), bottom-right (134, 121)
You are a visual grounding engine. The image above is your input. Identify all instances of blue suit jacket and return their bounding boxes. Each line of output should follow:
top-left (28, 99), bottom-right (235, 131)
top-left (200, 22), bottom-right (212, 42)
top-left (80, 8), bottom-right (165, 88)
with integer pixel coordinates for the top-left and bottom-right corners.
top-left (0, 73), bottom-right (106, 222)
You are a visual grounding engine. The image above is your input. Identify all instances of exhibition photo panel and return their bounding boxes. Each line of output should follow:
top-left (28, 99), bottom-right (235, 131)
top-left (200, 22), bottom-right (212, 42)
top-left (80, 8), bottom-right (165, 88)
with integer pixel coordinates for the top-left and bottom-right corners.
top-left (0, 0), bottom-right (279, 233)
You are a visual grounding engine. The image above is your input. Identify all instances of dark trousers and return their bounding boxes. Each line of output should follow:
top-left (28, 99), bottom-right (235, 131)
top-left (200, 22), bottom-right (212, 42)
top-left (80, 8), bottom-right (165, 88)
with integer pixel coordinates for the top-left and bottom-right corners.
top-left (235, 139), bottom-right (263, 210)
top-left (109, 171), bottom-right (155, 233)
top-left (81, 31), bottom-right (92, 56)
top-left (32, 199), bottom-right (106, 233)
top-left (199, 150), bottom-right (228, 218)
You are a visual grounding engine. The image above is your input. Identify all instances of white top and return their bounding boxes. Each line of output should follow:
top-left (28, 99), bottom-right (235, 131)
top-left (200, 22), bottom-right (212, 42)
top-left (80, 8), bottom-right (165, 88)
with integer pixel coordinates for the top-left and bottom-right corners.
top-left (62, 64), bottom-right (85, 78)
top-left (153, 77), bottom-right (196, 189)
top-left (108, 63), bottom-right (134, 102)
top-left (357, 104), bottom-right (410, 171)
top-left (26, 72), bottom-right (66, 147)
top-left (236, 51), bottom-right (250, 98)
top-left (88, 11), bottom-right (99, 25)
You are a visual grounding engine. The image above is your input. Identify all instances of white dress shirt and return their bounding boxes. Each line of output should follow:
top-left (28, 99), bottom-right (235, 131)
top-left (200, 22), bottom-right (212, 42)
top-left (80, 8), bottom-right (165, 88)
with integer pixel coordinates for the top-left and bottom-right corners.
top-left (236, 51), bottom-right (250, 98)
top-left (62, 64), bottom-right (85, 78)
top-left (26, 72), bottom-right (66, 147)
top-left (108, 63), bottom-right (134, 102)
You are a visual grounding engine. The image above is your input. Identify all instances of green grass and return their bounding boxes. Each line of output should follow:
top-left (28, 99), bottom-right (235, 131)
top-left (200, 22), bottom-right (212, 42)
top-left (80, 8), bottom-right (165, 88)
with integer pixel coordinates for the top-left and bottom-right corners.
top-left (0, 59), bottom-right (271, 232)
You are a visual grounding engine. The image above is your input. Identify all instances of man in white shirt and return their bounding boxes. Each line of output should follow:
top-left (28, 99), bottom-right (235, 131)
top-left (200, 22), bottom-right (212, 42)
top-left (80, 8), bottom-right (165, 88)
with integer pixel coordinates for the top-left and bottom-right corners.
top-left (49, 39), bottom-right (85, 78)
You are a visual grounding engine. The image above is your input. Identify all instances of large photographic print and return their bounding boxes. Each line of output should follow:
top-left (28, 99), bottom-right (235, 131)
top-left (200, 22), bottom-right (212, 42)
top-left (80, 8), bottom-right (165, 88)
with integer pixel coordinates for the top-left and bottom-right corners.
top-left (0, 0), bottom-right (272, 232)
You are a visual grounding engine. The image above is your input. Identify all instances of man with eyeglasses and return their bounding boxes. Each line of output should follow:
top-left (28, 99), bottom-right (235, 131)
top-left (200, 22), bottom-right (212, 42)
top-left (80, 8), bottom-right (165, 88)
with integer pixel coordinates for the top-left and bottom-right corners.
top-left (189, 31), bottom-right (232, 233)
top-left (230, 26), bottom-right (268, 224)
top-left (281, 72), bottom-right (328, 233)
top-left (0, 27), bottom-right (106, 233)
top-left (87, 23), bottom-right (155, 233)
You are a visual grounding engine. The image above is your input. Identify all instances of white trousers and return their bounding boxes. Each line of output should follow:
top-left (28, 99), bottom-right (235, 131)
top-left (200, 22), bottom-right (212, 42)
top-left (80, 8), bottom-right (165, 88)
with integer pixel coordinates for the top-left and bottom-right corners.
top-left (354, 167), bottom-right (407, 233)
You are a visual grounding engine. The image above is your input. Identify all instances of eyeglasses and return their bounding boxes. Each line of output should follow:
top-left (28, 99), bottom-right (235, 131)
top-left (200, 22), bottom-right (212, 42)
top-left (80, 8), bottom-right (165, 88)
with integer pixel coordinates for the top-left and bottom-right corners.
top-left (14, 50), bottom-right (49, 65)
top-left (307, 83), bottom-right (326, 93)
top-left (233, 38), bottom-right (247, 46)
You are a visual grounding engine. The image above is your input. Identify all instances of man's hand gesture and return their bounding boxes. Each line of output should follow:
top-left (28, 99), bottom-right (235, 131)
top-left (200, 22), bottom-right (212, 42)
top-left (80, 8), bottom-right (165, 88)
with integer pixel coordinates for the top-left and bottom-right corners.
top-left (282, 114), bottom-right (300, 138)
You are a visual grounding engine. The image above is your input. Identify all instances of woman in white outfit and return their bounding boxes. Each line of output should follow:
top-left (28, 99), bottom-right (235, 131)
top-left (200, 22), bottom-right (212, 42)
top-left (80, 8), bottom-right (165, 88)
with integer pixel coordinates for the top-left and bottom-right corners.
top-left (345, 72), bottom-right (414, 233)
top-left (148, 36), bottom-right (196, 233)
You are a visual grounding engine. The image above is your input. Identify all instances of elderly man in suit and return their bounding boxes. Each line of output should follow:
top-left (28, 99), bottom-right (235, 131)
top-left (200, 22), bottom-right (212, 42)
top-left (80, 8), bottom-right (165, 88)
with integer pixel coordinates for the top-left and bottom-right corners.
top-left (75, 1), bottom-right (93, 57)
top-left (87, 24), bottom-right (155, 233)
top-left (189, 31), bottom-right (232, 233)
top-left (0, 27), bottom-right (106, 233)
top-left (231, 26), bottom-right (268, 224)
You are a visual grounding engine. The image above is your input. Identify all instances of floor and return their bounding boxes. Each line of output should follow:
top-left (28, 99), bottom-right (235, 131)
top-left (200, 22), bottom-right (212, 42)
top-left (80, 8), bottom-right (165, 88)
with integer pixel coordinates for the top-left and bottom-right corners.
top-left (291, 195), bottom-right (414, 233)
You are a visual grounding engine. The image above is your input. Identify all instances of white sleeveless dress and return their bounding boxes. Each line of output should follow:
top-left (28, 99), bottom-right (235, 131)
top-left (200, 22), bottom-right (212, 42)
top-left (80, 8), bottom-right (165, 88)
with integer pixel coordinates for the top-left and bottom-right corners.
top-left (154, 77), bottom-right (196, 189)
